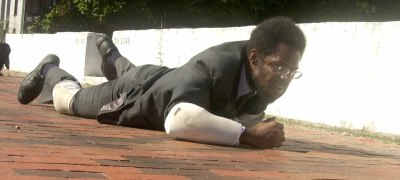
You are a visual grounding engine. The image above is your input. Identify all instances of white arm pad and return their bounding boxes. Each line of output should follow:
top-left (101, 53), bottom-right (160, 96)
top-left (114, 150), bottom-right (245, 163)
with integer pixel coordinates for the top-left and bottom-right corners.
top-left (164, 102), bottom-right (243, 146)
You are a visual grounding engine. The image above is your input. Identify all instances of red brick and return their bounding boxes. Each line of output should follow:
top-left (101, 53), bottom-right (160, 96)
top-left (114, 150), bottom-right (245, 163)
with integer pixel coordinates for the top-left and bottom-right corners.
top-left (0, 74), bottom-right (399, 179)
top-left (0, 162), bottom-right (141, 174)
top-left (105, 173), bottom-right (190, 180)
top-left (12, 156), bottom-right (99, 166)
top-left (0, 175), bottom-right (64, 180)
top-left (210, 169), bottom-right (289, 178)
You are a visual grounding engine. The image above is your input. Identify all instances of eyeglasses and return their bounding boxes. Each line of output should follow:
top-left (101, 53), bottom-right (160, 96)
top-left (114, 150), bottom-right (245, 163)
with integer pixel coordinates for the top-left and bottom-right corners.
top-left (271, 63), bottom-right (302, 79)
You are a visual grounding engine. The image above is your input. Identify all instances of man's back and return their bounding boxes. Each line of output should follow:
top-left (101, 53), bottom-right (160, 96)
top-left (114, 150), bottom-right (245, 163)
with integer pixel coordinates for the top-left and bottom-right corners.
top-left (98, 41), bottom-right (253, 130)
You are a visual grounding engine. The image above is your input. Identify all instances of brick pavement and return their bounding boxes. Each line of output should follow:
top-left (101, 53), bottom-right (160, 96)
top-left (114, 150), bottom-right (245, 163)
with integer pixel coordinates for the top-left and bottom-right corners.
top-left (0, 72), bottom-right (399, 180)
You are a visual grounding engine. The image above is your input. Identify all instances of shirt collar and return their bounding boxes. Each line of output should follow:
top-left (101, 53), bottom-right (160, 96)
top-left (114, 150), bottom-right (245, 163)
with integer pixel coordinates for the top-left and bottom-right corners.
top-left (237, 65), bottom-right (253, 99)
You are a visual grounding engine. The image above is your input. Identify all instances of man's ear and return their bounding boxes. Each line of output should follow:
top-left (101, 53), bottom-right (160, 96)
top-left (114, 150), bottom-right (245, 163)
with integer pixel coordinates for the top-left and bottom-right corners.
top-left (249, 49), bottom-right (258, 67)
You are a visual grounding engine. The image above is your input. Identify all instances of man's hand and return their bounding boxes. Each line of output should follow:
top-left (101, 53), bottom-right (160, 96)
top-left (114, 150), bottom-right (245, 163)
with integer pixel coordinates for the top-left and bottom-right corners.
top-left (239, 117), bottom-right (285, 149)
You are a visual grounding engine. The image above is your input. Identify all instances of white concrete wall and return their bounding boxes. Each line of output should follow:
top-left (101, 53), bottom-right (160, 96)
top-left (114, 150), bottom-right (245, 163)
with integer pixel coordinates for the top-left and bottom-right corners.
top-left (267, 22), bottom-right (400, 135)
top-left (112, 27), bottom-right (253, 67)
top-left (6, 32), bottom-right (100, 82)
top-left (5, 21), bottom-right (400, 135)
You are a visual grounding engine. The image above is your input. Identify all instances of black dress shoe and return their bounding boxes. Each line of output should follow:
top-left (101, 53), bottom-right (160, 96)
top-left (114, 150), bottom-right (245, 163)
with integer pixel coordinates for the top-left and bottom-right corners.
top-left (17, 54), bottom-right (60, 104)
top-left (96, 34), bottom-right (118, 80)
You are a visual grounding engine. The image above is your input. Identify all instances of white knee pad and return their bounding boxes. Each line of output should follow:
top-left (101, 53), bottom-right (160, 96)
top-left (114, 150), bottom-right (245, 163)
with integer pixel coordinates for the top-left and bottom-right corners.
top-left (53, 80), bottom-right (81, 115)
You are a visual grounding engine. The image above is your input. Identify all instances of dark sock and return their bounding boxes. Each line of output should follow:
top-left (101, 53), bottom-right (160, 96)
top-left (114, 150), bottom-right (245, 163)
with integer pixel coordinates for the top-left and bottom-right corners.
top-left (42, 64), bottom-right (58, 78)
top-left (106, 50), bottom-right (122, 67)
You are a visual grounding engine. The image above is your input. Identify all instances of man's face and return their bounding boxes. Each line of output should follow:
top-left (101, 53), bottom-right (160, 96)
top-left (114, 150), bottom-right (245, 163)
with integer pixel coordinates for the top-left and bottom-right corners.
top-left (249, 43), bottom-right (302, 103)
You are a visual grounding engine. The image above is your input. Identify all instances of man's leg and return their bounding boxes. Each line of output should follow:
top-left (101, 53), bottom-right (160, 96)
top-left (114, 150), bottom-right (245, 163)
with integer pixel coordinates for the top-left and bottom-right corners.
top-left (70, 65), bottom-right (142, 119)
top-left (72, 35), bottom-right (168, 119)
top-left (0, 62), bottom-right (3, 76)
top-left (18, 54), bottom-right (82, 115)
top-left (96, 35), bottom-right (136, 80)
top-left (59, 35), bottom-right (145, 118)
top-left (18, 54), bottom-right (65, 104)
top-left (17, 54), bottom-right (138, 119)
top-left (37, 64), bottom-right (79, 104)
top-left (42, 58), bottom-right (141, 118)
top-left (5, 57), bottom-right (9, 70)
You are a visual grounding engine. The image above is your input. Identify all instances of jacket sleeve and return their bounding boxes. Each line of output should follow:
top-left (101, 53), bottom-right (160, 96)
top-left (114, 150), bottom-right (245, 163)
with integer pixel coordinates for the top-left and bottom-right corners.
top-left (164, 60), bottom-right (213, 118)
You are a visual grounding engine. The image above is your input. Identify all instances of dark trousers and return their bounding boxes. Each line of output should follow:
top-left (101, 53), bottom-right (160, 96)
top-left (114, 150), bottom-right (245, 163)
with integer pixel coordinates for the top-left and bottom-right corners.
top-left (43, 56), bottom-right (139, 119)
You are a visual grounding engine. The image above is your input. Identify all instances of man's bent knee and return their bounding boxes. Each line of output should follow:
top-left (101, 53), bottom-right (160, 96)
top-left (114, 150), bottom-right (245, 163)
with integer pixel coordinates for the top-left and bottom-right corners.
top-left (53, 80), bottom-right (81, 115)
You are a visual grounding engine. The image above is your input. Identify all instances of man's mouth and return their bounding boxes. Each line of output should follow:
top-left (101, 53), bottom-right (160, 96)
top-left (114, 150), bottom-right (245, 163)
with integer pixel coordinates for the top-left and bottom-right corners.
top-left (272, 81), bottom-right (286, 89)
top-left (273, 83), bottom-right (288, 92)
top-left (276, 85), bottom-right (285, 89)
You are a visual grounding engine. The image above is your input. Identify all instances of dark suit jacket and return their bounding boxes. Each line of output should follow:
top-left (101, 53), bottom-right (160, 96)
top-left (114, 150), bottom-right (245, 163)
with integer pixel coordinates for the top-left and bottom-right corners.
top-left (97, 41), bottom-right (269, 130)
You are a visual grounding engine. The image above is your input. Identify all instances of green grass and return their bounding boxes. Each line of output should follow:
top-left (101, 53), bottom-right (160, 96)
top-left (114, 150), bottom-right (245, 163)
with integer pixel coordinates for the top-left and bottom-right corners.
top-left (276, 117), bottom-right (400, 145)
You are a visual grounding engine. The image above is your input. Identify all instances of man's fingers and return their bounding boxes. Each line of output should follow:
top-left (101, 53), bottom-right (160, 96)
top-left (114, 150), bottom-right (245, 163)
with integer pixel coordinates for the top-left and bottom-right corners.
top-left (276, 122), bottom-right (284, 130)
top-left (278, 130), bottom-right (285, 142)
top-left (262, 130), bottom-right (285, 147)
top-left (249, 119), bottom-right (286, 149)
top-left (262, 116), bottom-right (276, 123)
top-left (274, 132), bottom-right (284, 147)
top-left (273, 141), bottom-right (282, 148)
top-left (273, 130), bottom-right (285, 143)
top-left (261, 118), bottom-right (284, 130)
